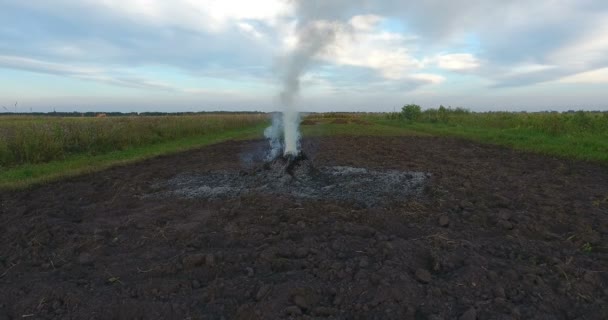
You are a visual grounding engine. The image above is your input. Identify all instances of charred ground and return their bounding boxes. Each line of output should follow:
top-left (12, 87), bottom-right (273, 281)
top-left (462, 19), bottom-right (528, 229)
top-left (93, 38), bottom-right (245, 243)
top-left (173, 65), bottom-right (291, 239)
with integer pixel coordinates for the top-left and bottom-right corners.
top-left (1, 136), bottom-right (607, 319)
top-left (152, 151), bottom-right (430, 208)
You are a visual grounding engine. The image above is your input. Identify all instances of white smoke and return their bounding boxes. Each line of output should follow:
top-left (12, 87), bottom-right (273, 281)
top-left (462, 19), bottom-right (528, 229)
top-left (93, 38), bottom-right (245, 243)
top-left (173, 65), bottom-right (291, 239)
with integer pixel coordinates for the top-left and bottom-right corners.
top-left (265, 1), bottom-right (358, 158)
top-left (264, 112), bottom-right (284, 160)
top-left (273, 14), bottom-right (342, 157)
top-left (281, 107), bottom-right (300, 156)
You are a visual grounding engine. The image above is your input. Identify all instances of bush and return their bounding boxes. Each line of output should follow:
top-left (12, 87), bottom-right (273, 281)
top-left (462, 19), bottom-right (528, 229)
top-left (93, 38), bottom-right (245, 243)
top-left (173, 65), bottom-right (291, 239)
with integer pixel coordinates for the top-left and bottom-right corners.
top-left (401, 104), bottom-right (422, 121)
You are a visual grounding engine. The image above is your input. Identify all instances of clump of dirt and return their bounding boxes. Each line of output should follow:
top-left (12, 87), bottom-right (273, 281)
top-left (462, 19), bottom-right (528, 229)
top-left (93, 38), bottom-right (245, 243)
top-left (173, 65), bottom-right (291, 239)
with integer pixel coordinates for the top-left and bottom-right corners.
top-left (153, 153), bottom-right (430, 207)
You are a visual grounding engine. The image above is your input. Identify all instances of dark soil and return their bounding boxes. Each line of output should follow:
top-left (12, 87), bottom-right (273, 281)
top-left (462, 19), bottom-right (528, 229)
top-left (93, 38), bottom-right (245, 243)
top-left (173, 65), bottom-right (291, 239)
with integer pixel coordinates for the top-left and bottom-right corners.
top-left (1, 136), bottom-right (607, 320)
top-left (300, 120), bottom-right (319, 126)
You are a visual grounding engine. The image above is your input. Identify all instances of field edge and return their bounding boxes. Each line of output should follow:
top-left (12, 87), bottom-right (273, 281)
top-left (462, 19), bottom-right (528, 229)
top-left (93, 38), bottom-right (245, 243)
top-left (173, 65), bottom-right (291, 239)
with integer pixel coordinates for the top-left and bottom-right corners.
top-left (0, 125), bottom-right (267, 191)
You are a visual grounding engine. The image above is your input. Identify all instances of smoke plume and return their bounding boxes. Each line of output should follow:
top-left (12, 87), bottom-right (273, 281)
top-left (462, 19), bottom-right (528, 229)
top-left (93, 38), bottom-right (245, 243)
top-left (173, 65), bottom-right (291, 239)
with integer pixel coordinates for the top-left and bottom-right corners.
top-left (264, 112), bottom-right (284, 160)
top-left (267, 2), bottom-right (342, 158)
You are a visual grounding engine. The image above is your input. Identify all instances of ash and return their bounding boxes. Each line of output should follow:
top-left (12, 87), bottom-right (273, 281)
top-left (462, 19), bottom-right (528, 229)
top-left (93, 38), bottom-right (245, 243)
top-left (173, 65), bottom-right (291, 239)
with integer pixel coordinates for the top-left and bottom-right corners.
top-left (156, 154), bottom-right (430, 207)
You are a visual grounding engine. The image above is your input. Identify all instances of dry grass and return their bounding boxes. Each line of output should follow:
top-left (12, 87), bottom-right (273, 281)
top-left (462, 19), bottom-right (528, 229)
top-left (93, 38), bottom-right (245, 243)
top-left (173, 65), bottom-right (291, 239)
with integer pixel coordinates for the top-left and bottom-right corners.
top-left (0, 114), bottom-right (268, 168)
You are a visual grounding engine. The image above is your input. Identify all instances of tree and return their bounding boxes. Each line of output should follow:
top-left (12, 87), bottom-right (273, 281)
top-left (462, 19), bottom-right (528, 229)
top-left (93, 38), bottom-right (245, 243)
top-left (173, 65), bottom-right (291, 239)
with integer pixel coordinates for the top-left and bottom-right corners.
top-left (401, 104), bottom-right (422, 121)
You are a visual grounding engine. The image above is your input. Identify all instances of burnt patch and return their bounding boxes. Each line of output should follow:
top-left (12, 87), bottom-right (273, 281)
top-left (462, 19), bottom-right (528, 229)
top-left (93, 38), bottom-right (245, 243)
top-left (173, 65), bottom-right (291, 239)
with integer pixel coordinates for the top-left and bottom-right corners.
top-left (151, 152), bottom-right (430, 207)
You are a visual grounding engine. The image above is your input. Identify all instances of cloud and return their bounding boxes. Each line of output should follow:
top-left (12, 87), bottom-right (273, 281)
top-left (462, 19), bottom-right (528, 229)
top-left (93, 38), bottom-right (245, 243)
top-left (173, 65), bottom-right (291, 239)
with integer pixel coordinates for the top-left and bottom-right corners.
top-left (0, 55), bottom-right (177, 91)
top-left (436, 53), bottom-right (480, 71)
top-left (558, 67), bottom-right (608, 84)
top-left (293, 0), bottom-right (608, 87)
top-left (291, 15), bottom-right (443, 91)
top-left (320, 16), bottom-right (423, 80)
top-left (1, 0), bottom-right (608, 110)
top-left (8, 0), bottom-right (291, 33)
top-left (0, 1), bottom-right (281, 74)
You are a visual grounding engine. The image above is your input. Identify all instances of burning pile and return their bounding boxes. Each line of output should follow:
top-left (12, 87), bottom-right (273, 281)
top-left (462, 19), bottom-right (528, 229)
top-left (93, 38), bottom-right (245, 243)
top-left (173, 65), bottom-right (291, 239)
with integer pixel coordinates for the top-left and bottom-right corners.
top-left (153, 126), bottom-right (430, 208)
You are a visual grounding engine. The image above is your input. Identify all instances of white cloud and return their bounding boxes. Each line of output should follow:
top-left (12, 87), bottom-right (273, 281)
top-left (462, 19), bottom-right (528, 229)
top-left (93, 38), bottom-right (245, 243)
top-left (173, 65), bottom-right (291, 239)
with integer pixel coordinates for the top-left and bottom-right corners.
top-left (409, 73), bottom-right (445, 84)
top-left (548, 17), bottom-right (608, 69)
top-left (93, 0), bottom-right (291, 32)
top-left (316, 16), bottom-right (427, 81)
top-left (507, 64), bottom-right (557, 76)
top-left (558, 67), bottom-right (608, 84)
top-left (436, 53), bottom-right (480, 71)
top-left (0, 55), bottom-right (177, 91)
top-left (349, 15), bottom-right (383, 31)
top-left (237, 22), bottom-right (264, 39)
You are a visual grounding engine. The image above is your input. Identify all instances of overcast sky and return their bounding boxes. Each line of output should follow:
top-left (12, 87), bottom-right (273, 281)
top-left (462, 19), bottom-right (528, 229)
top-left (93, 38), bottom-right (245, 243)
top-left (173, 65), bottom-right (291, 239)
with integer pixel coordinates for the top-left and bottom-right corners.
top-left (1, 0), bottom-right (608, 112)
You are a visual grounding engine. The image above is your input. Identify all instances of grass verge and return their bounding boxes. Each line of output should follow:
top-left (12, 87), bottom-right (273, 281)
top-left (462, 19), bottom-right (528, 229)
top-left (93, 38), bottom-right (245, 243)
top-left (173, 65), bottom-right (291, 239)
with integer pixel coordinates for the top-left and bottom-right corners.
top-left (378, 120), bottom-right (608, 164)
top-left (301, 121), bottom-right (426, 137)
top-left (0, 124), bottom-right (266, 191)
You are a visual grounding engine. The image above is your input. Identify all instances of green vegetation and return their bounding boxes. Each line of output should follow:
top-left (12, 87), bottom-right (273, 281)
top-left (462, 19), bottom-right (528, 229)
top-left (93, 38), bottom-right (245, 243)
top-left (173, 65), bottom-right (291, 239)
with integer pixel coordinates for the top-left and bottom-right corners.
top-left (302, 122), bottom-right (425, 137)
top-left (400, 104), bottom-right (422, 121)
top-left (378, 106), bottom-right (608, 164)
top-left (0, 114), bottom-right (267, 167)
top-left (2, 108), bottom-right (606, 190)
top-left (0, 115), bottom-right (268, 190)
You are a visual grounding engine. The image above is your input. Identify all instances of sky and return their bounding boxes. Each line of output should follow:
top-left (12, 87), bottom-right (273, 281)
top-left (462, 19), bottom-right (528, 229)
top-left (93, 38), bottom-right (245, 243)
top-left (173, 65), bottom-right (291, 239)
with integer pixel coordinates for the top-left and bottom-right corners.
top-left (1, 0), bottom-right (608, 112)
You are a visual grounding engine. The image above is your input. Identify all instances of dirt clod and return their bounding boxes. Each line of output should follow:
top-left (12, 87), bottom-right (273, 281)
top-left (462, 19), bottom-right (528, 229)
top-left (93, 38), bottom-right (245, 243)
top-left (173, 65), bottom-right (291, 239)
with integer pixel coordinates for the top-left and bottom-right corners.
top-left (439, 215), bottom-right (450, 227)
top-left (359, 257), bottom-right (370, 268)
top-left (284, 306), bottom-right (302, 316)
top-left (459, 307), bottom-right (477, 320)
top-left (192, 280), bottom-right (201, 289)
top-left (493, 286), bottom-right (506, 299)
top-left (182, 254), bottom-right (206, 269)
top-left (312, 306), bottom-right (337, 316)
top-left (293, 295), bottom-right (309, 310)
top-left (295, 247), bottom-right (309, 259)
top-left (77, 253), bottom-right (94, 266)
top-left (415, 268), bottom-right (432, 284)
top-left (205, 253), bottom-right (215, 266)
top-left (498, 220), bottom-right (514, 230)
top-left (256, 285), bottom-right (271, 301)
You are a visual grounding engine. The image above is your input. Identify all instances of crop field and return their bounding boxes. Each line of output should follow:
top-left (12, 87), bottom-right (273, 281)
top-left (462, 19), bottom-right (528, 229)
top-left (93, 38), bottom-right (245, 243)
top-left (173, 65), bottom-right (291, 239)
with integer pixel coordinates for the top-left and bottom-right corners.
top-left (0, 114), bottom-right (268, 189)
top-left (1, 112), bottom-right (607, 319)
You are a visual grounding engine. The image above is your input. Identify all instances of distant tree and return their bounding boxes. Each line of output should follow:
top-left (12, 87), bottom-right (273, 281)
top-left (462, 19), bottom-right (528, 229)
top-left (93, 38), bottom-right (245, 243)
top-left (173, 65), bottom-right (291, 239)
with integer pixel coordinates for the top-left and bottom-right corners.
top-left (453, 107), bottom-right (470, 114)
top-left (401, 104), bottom-right (422, 121)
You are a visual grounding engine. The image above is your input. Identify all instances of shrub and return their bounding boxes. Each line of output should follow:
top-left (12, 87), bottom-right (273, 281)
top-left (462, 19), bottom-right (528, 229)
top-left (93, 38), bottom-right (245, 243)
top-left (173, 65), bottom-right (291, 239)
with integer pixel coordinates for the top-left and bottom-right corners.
top-left (401, 104), bottom-right (422, 121)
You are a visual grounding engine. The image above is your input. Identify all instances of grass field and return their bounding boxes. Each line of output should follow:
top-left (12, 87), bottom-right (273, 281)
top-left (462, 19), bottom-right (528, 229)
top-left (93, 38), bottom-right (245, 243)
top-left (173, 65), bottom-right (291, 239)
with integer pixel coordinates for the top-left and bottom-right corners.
top-left (0, 114), bottom-right (267, 167)
top-left (375, 108), bottom-right (608, 163)
top-left (1, 110), bottom-right (607, 190)
top-left (0, 114), bottom-right (268, 190)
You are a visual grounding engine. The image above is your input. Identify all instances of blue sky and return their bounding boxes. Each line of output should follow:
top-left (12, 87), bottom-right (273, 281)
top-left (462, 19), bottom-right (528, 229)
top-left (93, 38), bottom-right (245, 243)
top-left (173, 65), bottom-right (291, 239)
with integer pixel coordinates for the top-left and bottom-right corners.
top-left (1, 0), bottom-right (608, 112)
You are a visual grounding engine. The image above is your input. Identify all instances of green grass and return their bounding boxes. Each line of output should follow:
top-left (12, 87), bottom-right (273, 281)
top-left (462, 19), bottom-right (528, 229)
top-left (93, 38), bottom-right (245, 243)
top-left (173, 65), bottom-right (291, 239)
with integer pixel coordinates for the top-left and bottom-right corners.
top-left (376, 116), bottom-right (608, 164)
top-left (301, 121), bottom-right (425, 137)
top-left (0, 124), bottom-right (266, 190)
top-left (0, 114), bottom-right (267, 167)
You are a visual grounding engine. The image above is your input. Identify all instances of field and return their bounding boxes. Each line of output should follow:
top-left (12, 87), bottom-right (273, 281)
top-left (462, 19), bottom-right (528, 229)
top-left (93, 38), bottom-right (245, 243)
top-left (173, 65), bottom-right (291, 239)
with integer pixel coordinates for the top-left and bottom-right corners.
top-left (378, 109), bottom-right (608, 163)
top-left (1, 113), bottom-right (607, 319)
top-left (0, 114), bottom-right (268, 189)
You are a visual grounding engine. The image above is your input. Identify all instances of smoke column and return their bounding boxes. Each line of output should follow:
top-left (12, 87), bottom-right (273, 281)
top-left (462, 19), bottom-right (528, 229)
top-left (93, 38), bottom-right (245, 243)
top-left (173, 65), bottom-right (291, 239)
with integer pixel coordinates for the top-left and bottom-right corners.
top-left (276, 16), bottom-right (339, 156)
top-left (264, 112), bottom-right (284, 160)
